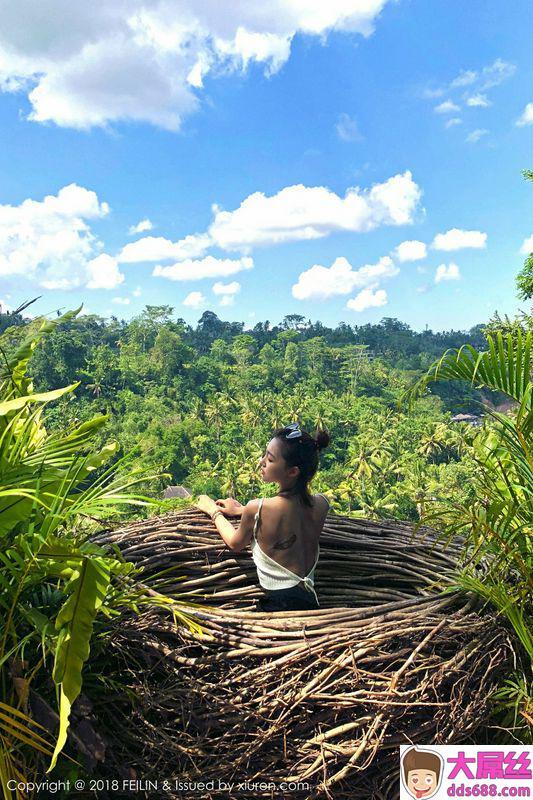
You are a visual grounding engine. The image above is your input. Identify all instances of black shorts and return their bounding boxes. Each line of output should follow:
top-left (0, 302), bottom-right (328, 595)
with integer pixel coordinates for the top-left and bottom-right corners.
top-left (255, 584), bottom-right (319, 612)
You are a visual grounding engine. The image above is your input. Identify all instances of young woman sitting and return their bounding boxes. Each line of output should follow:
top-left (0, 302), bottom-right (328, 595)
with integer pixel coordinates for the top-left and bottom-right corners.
top-left (196, 423), bottom-right (330, 612)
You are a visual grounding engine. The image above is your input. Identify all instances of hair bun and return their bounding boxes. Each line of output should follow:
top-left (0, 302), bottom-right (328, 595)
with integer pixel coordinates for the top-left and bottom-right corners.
top-left (314, 429), bottom-right (331, 451)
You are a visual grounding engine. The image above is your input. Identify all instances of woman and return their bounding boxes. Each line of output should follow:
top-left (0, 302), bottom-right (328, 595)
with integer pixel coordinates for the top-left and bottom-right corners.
top-left (196, 423), bottom-right (331, 612)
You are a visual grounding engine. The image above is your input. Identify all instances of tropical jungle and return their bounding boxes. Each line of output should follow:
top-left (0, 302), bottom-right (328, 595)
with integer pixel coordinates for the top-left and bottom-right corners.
top-left (0, 183), bottom-right (531, 798)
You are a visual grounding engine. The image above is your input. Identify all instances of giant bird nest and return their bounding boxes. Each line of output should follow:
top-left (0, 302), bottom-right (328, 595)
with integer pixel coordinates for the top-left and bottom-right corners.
top-left (89, 508), bottom-right (515, 800)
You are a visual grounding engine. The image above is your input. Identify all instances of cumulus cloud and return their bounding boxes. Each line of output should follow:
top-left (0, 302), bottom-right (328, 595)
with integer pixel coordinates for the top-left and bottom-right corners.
top-left (432, 228), bottom-right (487, 251)
top-left (346, 285), bottom-right (387, 312)
top-left (466, 93), bottom-right (491, 108)
top-left (212, 280), bottom-right (240, 295)
top-left (435, 100), bottom-right (460, 114)
top-left (445, 117), bottom-right (462, 128)
top-left (435, 263), bottom-right (461, 283)
top-left (450, 59), bottom-right (515, 92)
top-left (465, 128), bottom-right (488, 143)
top-left (336, 113), bottom-right (363, 142)
top-left (85, 254), bottom-right (125, 290)
top-left (112, 296), bottom-right (131, 305)
top-left (520, 234), bottom-right (533, 254)
top-left (129, 218), bottom-right (153, 235)
top-left (0, 1), bottom-right (390, 131)
top-left (516, 103), bottom-right (533, 127)
top-left (450, 70), bottom-right (478, 89)
top-left (427, 59), bottom-right (515, 119)
top-left (153, 254), bottom-right (253, 281)
top-left (182, 291), bottom-right (205, 308)
top-left (132, 285), bottom-right (142, 297)
top-left (292, 255), bottom-right (398, 301)
top-left (394, 240), bottom-right (427, 262)
top-left (118, 233), bottom-right (211, 262)
top-left (219, 295), bottom-right (235, 307)
top-left (0, 182), bottom-right (121, 289)
top-left (209, 172), bottom-right (422, 252)
top-left (479, 58), bottom-right (516, 90)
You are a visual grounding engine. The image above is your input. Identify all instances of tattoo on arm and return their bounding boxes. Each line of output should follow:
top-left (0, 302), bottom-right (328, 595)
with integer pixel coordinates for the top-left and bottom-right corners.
top-left (273, 534), bottom-right (297, 550)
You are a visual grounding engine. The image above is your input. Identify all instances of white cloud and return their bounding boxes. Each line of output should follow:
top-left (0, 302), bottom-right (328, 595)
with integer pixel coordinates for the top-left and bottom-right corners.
top-left (435, 100), bottom-right (460, 114)
top-left (0, 2), bottom-right (390, 131)
top-left (183, 291), bottom-right (205, 308)
top-left (112, 296), bottom-right (130, 305)
top-left (209, 172), bottom-right (422, 251)
top-left (445, 117), bottom-right (462, 128)
top-left (346, 284), bottom-right (387, 312)
top-left (416, 265), bottom-right (427, 274)
top-left (118, 233), bottom-right (210, 262)
top-left (219, 295), bottom-right (235, 307)
top-left (153, 255), bottom-right (253, 281)
top-left (0, 297), bottom-right (12, 313)
top-left (428, 60), bottom-right (515, 116)
top-left (465, 128), bottom-right (488, 143)
top-left (292, 255), bottom-right (398, 301)
top-left (450, 70), bottom-right (478, 89)
top-left (520, 234), bottom-right (533, 254)
top-left (432, 229), bottom-right (487, 251)
top-left (212, 280), bottom-right (241, 295)
top-left (85, 254), bottom-right (125, 290)
top-left (479, 58), bottom-right (515, 90)
top-left (336, 113), bottom-right (363, 142)
top-left (416, 283), bottom-right (430, 293)
top-left (466, 93), bottom-right (491, 108)
top-left (394, 240), bottom-right (427, 262)
top-left (423, 87), bottom-right (445, 99)
top-left (0, 183), bottom-right (116, 289)
top-left (516, 103), bottom-right (533, 127)
top-left (435, 263), bottom-right (461, 283)
top-left (132, 285), bottom-right (142, 297)
top-left (129, 218), bottom-right (153, 235)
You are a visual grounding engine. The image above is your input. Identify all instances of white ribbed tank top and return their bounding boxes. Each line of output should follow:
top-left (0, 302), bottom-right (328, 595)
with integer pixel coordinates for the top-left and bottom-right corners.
top-left (250, 494), bottom-right (329, 605)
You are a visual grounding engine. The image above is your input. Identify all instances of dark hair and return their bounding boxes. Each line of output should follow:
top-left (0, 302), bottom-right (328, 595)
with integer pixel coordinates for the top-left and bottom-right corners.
top-left (273, 425), bottom-right (330, 506)
top-left (402, 747), bottom-right (441, 781)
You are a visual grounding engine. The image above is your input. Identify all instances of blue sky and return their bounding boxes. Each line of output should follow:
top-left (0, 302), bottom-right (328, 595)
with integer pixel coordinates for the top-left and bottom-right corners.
top-left (0, 0), bottom-right (532, 332)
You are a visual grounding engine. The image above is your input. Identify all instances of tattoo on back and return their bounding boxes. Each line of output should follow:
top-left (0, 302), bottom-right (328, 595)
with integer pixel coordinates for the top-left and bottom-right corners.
top-left (273, 534), bottom-right (297, 550)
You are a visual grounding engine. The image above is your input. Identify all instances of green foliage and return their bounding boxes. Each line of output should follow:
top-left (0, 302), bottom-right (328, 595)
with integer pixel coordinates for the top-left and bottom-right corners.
top-left (517, 170), bottom-right (533, 302)
top-left (4, 297), bottom-right (527, 760)
top-left (517, 254), bottom-right (533, 302)
top-left (400, 331), bottom-right (532, 687)
top-left (0, 310), bottom-right (201, 793)
top-left (13, 306), bottom-right (489, 525)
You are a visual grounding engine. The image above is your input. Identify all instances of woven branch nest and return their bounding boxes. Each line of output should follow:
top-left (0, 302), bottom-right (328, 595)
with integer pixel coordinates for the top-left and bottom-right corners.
top-left (90, 509), bottom-right (515, 800)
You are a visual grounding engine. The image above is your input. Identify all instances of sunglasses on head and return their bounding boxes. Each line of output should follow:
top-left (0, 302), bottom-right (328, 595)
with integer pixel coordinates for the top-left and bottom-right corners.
top-left (284, 422), bottom-right (302, 440)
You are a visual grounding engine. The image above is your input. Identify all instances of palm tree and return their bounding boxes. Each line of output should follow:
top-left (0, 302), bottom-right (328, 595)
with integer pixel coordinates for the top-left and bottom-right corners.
top-left (400, 330), bottom-right (532, 663)
top-left (417, 422), bottom-right (453, 460)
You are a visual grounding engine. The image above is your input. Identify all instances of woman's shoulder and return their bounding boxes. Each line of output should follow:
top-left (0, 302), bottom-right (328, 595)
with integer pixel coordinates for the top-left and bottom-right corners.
top-left (244, 498), bottom-right (263, 514)
top-left (261, 496), bottom-right (283, 511)
top-left (313, 492), bottom-right (331, 511)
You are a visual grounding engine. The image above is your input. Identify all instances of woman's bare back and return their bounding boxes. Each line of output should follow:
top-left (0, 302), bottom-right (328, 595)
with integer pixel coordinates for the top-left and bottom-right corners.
top-left (254, 494), bottom-right (328, 578)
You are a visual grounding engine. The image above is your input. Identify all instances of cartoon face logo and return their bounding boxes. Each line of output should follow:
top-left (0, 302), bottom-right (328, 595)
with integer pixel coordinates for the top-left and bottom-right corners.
top-left (401, 747), bottom-right (444, 799)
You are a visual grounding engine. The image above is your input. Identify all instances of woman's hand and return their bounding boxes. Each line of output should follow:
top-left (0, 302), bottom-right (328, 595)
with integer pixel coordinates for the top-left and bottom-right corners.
top-left (196, 494), bottom-right (218, 517)
top-left (215, 497), bottom-right (244, 517)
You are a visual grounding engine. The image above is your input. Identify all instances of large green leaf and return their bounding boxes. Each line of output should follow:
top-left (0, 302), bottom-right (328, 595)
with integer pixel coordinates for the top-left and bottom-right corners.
top-left (400, 330), bottom-right (532, 410)
top-left (0, 385), bottom-right (79, 417)
top-left (47, 556), bottom-right (111, 772)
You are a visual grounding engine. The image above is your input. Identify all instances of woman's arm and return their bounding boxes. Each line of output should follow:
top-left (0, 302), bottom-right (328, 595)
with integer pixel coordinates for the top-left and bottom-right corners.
top-left (196, 495), bottom-right (256, 552)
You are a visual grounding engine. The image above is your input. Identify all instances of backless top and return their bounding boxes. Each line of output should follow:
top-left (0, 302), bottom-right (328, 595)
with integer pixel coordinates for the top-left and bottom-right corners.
top-left (250, 493), bottom-right (330, 605)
